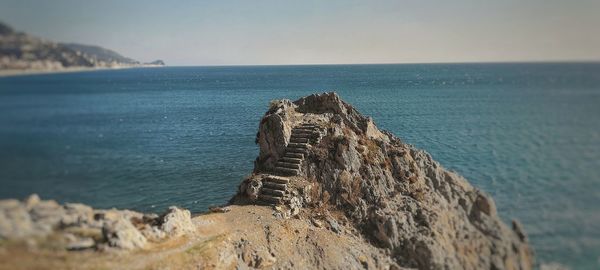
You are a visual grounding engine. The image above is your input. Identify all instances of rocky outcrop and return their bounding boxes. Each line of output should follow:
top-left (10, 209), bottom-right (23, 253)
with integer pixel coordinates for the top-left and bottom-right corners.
top-left (234, 92), bottom-right (534, 270)
top-left (0, 194), bottom-right (195, 251)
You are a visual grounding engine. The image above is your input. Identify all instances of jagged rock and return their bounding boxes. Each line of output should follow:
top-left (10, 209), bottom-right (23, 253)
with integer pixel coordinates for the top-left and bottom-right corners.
top-left (61, 203), bottom-right (95, 227)
top-left (29, 199), bottom-right (64, 233)
top-left (158, 206), bottom-right (195, 237)
top-left (255, 99), bottom-right (295, 172)
top-left (0, 195), bottom-right (197, 252)
top-left (240, 177), bottom-right (262, 200)
top-left (102, 217), bottom-right (147, 250)
top-left (326, 216), bottom-right (341, 234)
top-left (288, 196), bottom-right (302, 217)
top-left (139, 224), bottom-right (166, 242)
top-left (238, 92), bottom-right (534, 270)
top-left (24, 194), bottom-right (40, 210)
top-left (0, 199), bottom-right (35, 239)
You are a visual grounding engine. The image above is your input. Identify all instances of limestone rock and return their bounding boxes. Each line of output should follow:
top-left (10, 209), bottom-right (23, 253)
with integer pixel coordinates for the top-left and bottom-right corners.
top-left (239, 92), bottom-right (534, 270)
top-left (102, 217), bottom-right (147, 250)
top-left (0, 195), bottom-right (198, 252)
top-left (158, 206), bottom-right (195, 237)
top-left (0, 199), bottom-right (35, 239)
top-left (241, 177), bottom-right (262, 201)
top-left (255, 99), bottom-right (295, 172)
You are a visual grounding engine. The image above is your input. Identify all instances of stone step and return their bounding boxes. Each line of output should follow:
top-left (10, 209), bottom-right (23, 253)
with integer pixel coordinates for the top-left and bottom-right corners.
top-left (281, 157), bottom-right (302, 164)
top-left (275, 167), bottom-right (300, 176)
top-left (286, 147), bottom-right (307, 154)
top-left (284, 152), bottom-right (304, 159)
top-left (263, 181), bottom-right (287, 190)
top-left (292, 129), bottom-right (316, 134)
top-left (300, 124), bottom-right (319, 128)
top-left (276, 161), bottom-right (301, 170)
top-left (261, 188), bottom-right (285, 197)
top-left (258, 194), bottom-right (282, 204)
top-left (290, 134), bottom-right (313, 140)
top-left (264, 175), bottom-right (290, 184)
top-left (288, 142), bottom-right (308, 149)
top-left (289, 137), bottom-right (309, 143)
top-left (293, 128), bottom-right (317, 133)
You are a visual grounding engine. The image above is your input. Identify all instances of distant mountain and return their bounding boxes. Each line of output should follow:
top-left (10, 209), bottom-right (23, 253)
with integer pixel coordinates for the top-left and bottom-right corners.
top-left (0, 21), bottom-right (164, 72)
top-left (61, 43), bottom-right (140, 65)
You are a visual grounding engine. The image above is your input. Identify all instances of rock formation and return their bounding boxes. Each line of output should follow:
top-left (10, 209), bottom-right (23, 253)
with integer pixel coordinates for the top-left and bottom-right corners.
top-left (233, 92), bottom-right (533, 270)
top-left (0, 194), bottom-right (195, 251)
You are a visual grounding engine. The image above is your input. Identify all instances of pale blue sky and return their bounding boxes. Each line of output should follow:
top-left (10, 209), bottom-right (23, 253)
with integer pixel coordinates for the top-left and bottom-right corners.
top-left (1, 0), bottom-right (599, 65)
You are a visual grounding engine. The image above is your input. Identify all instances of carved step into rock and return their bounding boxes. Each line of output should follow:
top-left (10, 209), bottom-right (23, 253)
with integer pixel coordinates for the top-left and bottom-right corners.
top-left (284, 152), bottom-right (304, 159)
top-left (276, 161), bottom-right (301, 170)
top-left (287, 142), bottom-right (308, 149)
top-left (290, 137), bottom-right (309, 143)
top-left (257, 175), bottom-right (290, 205)
top-left (265, 175), bottom-right (290, 184)
top-left (275, 167), bottom-right (300, 176)
top-left (286, 147), bottom-right (308, 154)
top-left (281, 157), bottom-right (302, 164)
top-left (263, 181), bottom-right (287, 190)
top-left (258, 194), bottom-right (282, 204)
top-left (261, 188), bottom-right (285, 197)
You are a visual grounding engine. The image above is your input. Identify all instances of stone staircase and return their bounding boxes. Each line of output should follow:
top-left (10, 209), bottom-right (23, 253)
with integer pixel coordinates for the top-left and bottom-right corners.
top-left (257, 175), bottom-right (289, 205)
top-left (275, 123), bottom-right (323, 176)
top-left (257, 123), bottom-right (324, 205)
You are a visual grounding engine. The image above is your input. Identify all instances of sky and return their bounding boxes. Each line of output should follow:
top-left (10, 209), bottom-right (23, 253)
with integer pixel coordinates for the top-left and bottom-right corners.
top-left (1, 0), bottom-right (599, 66)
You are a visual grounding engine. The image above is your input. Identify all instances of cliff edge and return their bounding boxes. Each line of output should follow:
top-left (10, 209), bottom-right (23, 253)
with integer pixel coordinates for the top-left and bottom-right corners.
top-left (232, 92), bottom-right (533, 269)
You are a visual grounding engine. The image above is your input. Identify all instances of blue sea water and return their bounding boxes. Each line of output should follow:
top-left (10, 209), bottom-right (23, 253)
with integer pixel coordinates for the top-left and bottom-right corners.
top-left (0, 63), bottom-right (599, 268)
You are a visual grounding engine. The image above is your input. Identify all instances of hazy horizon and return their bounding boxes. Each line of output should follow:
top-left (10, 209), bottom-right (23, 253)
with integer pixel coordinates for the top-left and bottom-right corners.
top-left (1, 0), bottom-right (599, 66)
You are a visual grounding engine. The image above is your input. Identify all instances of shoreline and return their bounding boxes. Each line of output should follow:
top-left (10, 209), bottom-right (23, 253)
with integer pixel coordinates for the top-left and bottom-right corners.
top-left (0, 65), bottom-right (164, 78)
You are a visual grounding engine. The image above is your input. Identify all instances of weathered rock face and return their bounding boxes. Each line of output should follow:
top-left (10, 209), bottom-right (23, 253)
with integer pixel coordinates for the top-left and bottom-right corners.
top-left (242, 92), bottom-right (534, 270)
top-left (0, 194), bottom-right (196, 251)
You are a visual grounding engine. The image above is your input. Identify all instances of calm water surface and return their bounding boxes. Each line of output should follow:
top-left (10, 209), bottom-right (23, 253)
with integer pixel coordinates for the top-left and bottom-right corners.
top-left (0, 63), bottom-right (599, 268)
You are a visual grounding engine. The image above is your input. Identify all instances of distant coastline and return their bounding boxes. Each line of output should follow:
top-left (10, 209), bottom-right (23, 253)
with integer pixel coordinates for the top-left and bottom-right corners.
top-left (0, 65), bottom-right (163, 78)
top-left (0, 21), bottom-right (165, 78)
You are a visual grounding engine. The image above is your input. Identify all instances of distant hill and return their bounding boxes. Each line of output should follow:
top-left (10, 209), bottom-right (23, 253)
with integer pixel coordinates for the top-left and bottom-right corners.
top-left (62, 43), bottom-right (140, 65)
top-left (0, 21), bottom-right (164, 72)
top-left (145, 59), bottom-right (165, 66)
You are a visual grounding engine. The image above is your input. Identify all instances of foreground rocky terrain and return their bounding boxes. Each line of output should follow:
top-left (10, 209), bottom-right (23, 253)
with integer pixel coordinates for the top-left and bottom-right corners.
top-left (1, 92), bottom-right (535, 269)
top-left (0, 21), bottom-right (164, 75)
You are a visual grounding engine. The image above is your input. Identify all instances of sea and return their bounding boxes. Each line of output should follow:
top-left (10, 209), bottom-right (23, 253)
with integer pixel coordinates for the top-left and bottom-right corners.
top-left (0, 63), bottom-right (598, 268)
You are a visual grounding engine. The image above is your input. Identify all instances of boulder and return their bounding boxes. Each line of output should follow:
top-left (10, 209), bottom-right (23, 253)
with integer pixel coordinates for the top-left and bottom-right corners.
top-left (0, 199), bottom-right (35, 239)
top-left (102, 217), bottom-right (147, 250)
top-left (158, 206), bottom-right (195, 237)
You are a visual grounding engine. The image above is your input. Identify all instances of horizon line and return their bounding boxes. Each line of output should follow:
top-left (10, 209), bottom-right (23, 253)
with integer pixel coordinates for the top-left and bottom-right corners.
top-left (164, 59), bottom-right (600, 68)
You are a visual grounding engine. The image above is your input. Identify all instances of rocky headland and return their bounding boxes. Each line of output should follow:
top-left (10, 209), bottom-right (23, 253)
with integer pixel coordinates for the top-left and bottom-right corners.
top-left (0, 22), bottom-right (164, 77)
top-left (0, 92), bottom-right (534, 269)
